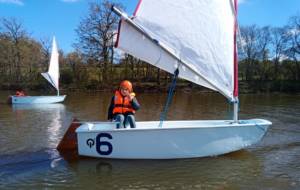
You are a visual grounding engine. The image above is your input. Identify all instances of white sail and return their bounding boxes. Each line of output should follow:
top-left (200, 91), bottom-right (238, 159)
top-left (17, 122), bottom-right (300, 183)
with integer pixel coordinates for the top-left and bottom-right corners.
top-left (41, 37), bottom-right (60, 92)
top-left (116, 0), bottom-right (236, 101)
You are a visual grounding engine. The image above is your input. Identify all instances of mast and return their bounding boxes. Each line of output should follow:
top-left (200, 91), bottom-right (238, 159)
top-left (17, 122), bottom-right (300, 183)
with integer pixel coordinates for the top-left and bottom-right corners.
top-left (233, 0), bottom-right (239, 122)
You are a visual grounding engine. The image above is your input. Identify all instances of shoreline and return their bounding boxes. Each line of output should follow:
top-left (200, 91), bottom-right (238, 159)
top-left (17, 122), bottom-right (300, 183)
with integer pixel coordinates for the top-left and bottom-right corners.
top-left (1, 80), bottom-right (299, 94)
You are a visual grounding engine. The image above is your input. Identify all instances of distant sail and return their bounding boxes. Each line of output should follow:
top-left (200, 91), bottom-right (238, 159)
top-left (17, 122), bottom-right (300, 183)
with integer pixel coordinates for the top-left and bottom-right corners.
top-left (116, 0), bottom-right (236, 100)
top-left (41, 37), bottom-right (59, 91)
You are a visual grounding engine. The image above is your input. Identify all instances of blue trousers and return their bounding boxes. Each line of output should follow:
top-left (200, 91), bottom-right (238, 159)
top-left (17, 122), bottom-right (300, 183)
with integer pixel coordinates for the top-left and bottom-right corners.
top-left (114, 114), bottom-right (136, 129)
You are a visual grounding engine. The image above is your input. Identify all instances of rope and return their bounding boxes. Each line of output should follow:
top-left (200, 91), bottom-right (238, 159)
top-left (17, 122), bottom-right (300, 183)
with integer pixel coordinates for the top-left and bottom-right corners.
top-left (158, 68), bottom-right (179, 128)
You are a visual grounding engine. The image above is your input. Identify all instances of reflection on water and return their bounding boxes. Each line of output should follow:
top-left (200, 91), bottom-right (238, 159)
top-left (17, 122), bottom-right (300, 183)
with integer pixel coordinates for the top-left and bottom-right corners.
top-left (0, 149), bottom-right (263, 189)
top-left (66, 151), bottom-right (262, 190)
top-left (0, 91), bottom-right (299, 189)
top-left (12, 103), bottom-right (68, 149)
top-left (1, 102), bottom-right (71, 155)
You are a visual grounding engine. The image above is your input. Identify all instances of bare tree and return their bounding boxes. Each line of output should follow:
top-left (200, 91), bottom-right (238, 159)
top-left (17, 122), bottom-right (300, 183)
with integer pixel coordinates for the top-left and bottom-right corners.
top-left (287, 14), bottom-right (300, 80)
top-left (270, 27), bottom-right (289, 79)
top-left (39, 37), bottom-right (52, 71)
top-left (75, 1), bottom-right (121, 84)
top-left (239, 25), bottom-right (260, 80)
top-left (0, 32), bottom-right (11, 78)
top-left (65, 51), bottom-right (86, 85)
top-left (1, 18), bottom-right (27, 82)
top-left (256, 26), bottom-right (271, 80)
top-left (239, 25), bottom-right (271, 80)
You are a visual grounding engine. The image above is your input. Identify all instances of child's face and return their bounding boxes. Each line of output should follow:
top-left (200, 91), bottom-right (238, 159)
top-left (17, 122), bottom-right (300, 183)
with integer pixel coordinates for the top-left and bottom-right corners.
top-left (120, 87), bottom-right (129, 96)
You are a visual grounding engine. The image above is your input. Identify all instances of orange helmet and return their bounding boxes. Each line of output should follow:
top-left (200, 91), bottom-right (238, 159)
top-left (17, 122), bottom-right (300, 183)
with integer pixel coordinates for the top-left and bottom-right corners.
top-left (120, 80), bottom-right (133, 92)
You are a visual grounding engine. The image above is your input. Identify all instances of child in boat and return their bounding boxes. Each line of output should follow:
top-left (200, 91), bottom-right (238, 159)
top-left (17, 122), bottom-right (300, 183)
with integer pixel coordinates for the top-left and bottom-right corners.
top-left (15, 89), bottom-right (26, 96)
top-left (107, 80), bottom-right (140, 129)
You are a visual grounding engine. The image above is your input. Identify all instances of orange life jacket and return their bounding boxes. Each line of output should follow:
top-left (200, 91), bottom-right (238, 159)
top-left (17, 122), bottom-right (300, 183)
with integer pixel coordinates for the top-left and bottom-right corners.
top-left (112, 90), bottom-right (135, 114)
top-left (16, 91), bottom-right (25, 96)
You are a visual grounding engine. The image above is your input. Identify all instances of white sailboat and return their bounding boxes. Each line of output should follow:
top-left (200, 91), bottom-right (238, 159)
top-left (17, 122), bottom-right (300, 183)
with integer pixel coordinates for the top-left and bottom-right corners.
top-left (10, 37), bottom-right (66, 104)
top-left (58, 0), bottom-right (271, 159)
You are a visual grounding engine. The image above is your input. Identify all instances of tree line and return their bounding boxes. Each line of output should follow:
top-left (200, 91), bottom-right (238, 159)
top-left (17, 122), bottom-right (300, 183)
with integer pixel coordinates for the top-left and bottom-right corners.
top-left (0, 1), bottom-right (299, 93)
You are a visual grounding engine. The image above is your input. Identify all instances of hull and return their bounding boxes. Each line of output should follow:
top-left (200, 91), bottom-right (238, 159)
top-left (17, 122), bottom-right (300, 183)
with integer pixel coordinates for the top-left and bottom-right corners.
top-left (12, 103), bottom-right (65, 110)
top-left (11, 95), bottom-right (66, 104)
top-left (76, 119), bottom-right (271, 159)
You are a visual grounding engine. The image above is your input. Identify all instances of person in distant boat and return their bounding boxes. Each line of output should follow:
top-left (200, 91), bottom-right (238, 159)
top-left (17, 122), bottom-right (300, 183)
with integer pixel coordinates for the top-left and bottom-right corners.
top-left (108, 80), bottom-right (140, 129)
top-left (15, 89), bottom-right (26, 96)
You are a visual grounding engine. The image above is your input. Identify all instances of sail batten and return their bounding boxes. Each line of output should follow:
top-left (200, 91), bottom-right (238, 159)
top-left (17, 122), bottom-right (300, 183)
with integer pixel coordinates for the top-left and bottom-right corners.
top-left (114, 0), bottom-right (236, 101)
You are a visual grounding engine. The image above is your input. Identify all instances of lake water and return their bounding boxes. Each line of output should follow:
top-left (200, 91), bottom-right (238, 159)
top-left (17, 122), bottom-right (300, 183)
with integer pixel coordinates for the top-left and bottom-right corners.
top-left (0, 91), bottom-right (299, 189)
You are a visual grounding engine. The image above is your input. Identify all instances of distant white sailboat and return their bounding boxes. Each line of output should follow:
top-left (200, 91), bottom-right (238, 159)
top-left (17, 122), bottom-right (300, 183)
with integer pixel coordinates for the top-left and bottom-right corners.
top-left (58, 0), bottom-right (271, 159)
top-left (10, 37), bottom-right (66, 104)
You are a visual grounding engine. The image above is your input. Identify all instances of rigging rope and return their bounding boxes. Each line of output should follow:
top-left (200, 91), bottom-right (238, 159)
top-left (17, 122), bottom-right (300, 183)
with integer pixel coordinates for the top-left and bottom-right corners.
top-left (158, 68), bottom-right (179, 128)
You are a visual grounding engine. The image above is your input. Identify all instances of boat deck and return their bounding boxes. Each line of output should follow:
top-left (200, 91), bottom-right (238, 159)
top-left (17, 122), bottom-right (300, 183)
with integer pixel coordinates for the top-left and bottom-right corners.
top-left (76, 119), bottom-right (272, 133)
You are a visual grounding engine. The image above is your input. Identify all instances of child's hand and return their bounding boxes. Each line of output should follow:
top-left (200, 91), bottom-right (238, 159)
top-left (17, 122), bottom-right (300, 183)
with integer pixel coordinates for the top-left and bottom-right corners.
top-left (129, 92), bottom-right (135, 101)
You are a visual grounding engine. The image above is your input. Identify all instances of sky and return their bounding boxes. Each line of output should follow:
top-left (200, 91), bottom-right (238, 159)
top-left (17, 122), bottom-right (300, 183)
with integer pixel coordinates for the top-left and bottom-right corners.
top-left (0, 0), bottom-right (299, 53)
